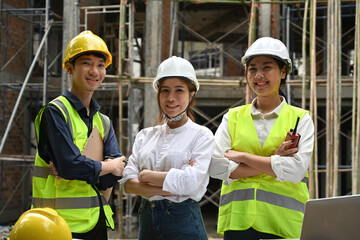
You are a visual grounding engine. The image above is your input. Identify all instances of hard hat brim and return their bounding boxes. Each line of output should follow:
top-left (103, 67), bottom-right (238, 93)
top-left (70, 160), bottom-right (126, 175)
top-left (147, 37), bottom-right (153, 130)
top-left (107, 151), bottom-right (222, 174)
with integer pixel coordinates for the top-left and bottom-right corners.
top-left (242, 54), bottom-right (292, 75)
top-left (153, 76), bottom-right (199, 93)
top-left (62, 31), bottom-right (112, 70)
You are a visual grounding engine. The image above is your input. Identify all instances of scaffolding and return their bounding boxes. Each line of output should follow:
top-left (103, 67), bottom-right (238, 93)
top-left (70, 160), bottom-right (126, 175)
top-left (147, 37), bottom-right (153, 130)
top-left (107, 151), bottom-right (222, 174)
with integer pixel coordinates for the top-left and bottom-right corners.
top-left (0, 0), bottom-right (359, 239)
top-left (85, 2), bottom-right (360, 237)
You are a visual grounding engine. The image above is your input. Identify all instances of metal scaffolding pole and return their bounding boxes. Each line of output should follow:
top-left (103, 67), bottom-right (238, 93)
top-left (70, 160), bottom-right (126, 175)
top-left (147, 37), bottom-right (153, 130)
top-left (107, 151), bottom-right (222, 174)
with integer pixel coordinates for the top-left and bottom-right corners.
top-left (327, 0), bottom-right (340, 197)
top-left (169, 2), bottom-right (178, 57)
top-left (326, 0), bottom-right (334, 198)
top-left (325, 0), bottom-right (342, 197)
top-left (353, 0), bottom-right (360, 194)
top-left (335, 0), bottom-right (342, 196)
top-left (0, 20), bottom-right (53, 154)
top-left (302, 0), bottom-right (314, 197)
top-left (246, 0), bottom-right (258, 104)
top-left (309, 0), bottom-right (319, 199)
top-left (43, 0), bottom-right (50, 105)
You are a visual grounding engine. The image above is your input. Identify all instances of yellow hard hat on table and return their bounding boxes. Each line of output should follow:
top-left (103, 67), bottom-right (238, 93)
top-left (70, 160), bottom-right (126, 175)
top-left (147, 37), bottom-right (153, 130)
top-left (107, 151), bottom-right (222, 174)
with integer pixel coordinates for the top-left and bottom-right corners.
top-left (8, 208), bottom-right (72, 240)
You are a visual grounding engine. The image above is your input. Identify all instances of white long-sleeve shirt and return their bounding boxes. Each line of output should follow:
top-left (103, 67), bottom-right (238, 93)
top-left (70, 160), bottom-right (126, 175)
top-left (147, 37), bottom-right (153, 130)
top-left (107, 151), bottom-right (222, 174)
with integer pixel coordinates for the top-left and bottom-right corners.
top-left (121, 118), bottom-right (215, 202)
top-left (209, 98), bottom-right (314, 184)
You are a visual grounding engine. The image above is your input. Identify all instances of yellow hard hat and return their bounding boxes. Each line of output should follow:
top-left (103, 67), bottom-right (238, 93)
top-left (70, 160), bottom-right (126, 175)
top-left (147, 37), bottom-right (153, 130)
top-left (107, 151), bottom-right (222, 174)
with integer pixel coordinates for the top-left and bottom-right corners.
top-left (63, 30), bottom-right (112, 70)
top-left (9, 208), bottom-right (72, 240)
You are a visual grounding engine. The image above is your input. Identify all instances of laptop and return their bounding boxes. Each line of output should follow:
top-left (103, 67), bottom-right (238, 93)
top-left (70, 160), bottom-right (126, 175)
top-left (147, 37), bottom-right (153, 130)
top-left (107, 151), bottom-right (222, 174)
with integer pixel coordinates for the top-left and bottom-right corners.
top-left (300, 194), bottom-right (360, 240)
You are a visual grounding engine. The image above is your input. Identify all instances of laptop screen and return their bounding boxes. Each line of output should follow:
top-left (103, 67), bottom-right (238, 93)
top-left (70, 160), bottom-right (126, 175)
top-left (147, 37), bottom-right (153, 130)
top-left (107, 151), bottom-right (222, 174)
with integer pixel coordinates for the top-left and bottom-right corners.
top-left (300, 194), bottom-right (360, 240)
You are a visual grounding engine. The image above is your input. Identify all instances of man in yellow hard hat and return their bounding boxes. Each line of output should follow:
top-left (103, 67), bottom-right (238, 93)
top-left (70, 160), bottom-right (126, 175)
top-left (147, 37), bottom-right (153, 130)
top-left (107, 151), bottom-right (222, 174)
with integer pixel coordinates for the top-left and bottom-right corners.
top-left (32, 31), bottom-right (126, 239)
top-left (9, 208), bottom-right (72, 240)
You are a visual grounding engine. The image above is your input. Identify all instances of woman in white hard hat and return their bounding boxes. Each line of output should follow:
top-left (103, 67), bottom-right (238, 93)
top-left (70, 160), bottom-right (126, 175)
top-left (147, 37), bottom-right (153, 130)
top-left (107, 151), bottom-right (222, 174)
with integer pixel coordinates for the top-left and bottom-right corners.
top-left (209, 37), bottom-right (314, 240)
top-left (121, 56), bottom-right (214, 240)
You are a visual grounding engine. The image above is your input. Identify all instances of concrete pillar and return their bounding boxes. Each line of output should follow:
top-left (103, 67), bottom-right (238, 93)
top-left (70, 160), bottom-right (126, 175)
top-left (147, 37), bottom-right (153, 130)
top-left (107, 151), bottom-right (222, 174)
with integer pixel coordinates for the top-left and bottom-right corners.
top-left (144, 1), bottom-right (163, 128)
top-left (258, 0), bottom-right (271, 37)
top-left (61, 0), bottom-right (79, 92)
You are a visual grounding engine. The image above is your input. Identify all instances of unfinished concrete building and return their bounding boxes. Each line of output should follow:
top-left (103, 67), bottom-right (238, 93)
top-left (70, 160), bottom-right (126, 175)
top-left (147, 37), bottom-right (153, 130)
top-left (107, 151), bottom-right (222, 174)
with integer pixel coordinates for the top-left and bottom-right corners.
top-left (0, 0), bottom-right (359, 238)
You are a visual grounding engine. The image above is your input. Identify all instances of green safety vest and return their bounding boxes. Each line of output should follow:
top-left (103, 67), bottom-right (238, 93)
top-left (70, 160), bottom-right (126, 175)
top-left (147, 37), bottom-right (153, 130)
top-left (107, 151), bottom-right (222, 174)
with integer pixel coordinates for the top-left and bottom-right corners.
top-left (32, 96), bottom-right (115, 234)
top-left (218, 103), bottom-right (309, 239)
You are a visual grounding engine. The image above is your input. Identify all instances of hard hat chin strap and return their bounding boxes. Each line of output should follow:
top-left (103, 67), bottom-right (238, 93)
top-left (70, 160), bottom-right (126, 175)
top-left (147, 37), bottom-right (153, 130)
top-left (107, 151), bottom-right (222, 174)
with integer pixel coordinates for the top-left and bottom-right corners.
top-left (162, 95), bottom-right (195, 123)
top-left (163, 110), bottom-right (186, 122)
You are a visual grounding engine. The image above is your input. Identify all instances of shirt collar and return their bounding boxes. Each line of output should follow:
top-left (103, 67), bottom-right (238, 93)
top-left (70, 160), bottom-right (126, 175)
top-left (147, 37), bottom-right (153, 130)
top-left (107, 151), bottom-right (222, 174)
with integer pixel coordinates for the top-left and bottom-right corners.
top-left (62, 89), bottom-right (101, 117)
top-left (164, 118), bottom-right (193, 133)
top-left (250, 96), bottom-right (286, 117)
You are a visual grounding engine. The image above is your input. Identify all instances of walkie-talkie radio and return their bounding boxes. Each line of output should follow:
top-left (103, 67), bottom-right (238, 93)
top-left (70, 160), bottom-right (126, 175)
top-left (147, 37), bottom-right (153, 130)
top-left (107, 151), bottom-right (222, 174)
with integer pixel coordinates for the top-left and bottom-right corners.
top-left (286, 117), bottom-right (301, 149)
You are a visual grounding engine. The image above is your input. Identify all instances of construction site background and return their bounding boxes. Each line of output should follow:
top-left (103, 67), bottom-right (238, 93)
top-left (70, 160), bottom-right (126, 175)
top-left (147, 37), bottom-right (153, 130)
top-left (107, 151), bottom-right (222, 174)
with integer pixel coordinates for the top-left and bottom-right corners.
top-left (0, 0), bottom-right (359, 239)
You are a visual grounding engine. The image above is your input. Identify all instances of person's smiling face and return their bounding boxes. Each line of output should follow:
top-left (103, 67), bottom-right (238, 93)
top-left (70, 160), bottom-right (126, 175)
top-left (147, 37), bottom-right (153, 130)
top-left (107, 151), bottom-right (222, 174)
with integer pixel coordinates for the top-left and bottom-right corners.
top-left (246, 56), bottom-right (286, 98)
top-left (68, 54), bottom-right (106, 94)
top-left (159, 78), bottom-right (194, 119)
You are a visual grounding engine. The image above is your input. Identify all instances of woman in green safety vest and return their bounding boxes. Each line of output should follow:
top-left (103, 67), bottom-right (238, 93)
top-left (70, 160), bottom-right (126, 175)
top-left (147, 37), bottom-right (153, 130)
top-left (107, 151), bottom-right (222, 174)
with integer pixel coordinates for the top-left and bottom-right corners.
top-left (209, 37), bottom-right (315, 240)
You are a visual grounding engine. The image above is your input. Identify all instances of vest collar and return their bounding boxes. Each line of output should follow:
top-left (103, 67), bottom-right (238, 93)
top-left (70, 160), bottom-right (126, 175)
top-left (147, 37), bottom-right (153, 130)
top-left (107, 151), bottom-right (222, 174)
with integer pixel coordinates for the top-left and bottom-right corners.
top-left (63, 90), bottom-right (101, 118)
top-left (251, 96), bottom-right (286, 117)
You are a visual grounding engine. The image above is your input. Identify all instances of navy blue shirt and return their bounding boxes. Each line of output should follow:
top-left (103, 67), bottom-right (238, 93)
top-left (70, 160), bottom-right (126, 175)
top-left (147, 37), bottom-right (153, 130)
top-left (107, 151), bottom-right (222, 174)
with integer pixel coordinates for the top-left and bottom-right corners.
top-left (37, 90), bottom-right (122, 189)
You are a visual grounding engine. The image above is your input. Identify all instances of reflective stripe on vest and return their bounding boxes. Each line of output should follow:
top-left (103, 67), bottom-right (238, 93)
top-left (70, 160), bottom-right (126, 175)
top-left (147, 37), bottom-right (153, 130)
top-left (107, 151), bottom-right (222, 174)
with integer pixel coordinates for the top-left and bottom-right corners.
top-left (220, 188), bottom-right (305, 213)
top-left (34, 165), bottom-right (55, 177)
top-left (99, 112), bottom-right (110, 142)
top-left (218, 103), bottom-right (309, 238)
top-left (32, 195), bottom-right (108, 209)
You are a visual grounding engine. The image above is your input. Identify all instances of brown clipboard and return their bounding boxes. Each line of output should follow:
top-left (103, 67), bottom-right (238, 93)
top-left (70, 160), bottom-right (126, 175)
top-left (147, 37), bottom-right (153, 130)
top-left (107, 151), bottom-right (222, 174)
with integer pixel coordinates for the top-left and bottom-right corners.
top-left (82, 125), bottom-right (112, 202)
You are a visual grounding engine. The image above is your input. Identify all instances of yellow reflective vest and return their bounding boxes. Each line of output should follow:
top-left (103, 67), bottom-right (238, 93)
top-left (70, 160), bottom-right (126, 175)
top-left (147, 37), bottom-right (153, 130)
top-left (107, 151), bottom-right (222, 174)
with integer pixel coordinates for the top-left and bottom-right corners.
top-left (32, 96), bottom-right (114, 234)
top-left (218, 103), bottom-right (309, 239)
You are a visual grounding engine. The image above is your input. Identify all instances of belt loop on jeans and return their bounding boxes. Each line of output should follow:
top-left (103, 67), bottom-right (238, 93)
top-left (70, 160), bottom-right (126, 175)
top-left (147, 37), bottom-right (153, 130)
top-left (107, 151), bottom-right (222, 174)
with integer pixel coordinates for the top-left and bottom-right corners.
top-left (143, 198), bottom-right (197, 209)
top-left (144, 198), bottom-right (157, 209)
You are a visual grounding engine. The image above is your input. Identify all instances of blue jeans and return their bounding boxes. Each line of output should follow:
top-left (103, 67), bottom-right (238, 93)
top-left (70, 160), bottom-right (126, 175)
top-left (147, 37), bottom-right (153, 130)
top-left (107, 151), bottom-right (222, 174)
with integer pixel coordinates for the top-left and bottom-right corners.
top-left (138, 198), bottom-right (208, 240)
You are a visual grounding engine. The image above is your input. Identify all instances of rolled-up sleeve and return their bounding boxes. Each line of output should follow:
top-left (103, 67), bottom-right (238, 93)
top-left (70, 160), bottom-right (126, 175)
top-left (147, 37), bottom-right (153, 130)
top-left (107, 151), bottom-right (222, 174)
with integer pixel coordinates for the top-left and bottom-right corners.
top-left (271, 113), bottom-right (314, 184)
top-left (209, 113), bottom-right (239, 183)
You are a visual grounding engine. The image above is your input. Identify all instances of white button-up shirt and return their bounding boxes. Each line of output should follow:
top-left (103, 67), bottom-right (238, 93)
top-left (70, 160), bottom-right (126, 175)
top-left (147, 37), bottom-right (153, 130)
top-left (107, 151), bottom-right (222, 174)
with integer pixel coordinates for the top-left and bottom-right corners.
top-left (209, 98), bottom-right (314, 184)
top-left (121, 118), bottom-right (215, 202)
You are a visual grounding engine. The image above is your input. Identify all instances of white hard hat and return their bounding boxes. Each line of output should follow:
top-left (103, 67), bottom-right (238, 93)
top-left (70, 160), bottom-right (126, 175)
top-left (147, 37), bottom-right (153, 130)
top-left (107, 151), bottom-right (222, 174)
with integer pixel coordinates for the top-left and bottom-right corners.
top-left (153, 56), bottom-right (199, 92)
top-left (241, 37), bottom-right (292, 75)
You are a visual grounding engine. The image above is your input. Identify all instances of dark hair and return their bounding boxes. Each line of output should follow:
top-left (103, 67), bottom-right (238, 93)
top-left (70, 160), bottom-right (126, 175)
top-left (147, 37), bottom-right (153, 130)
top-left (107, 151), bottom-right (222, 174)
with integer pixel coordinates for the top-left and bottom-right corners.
top-left (273, 58), bottom-right (287, 85)
top-left (273, 58), bottom-right (288, 99)
top-left (70, 51), bottom-right (107, 66)
top-left (154, 79), bottom-right (196, 126)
